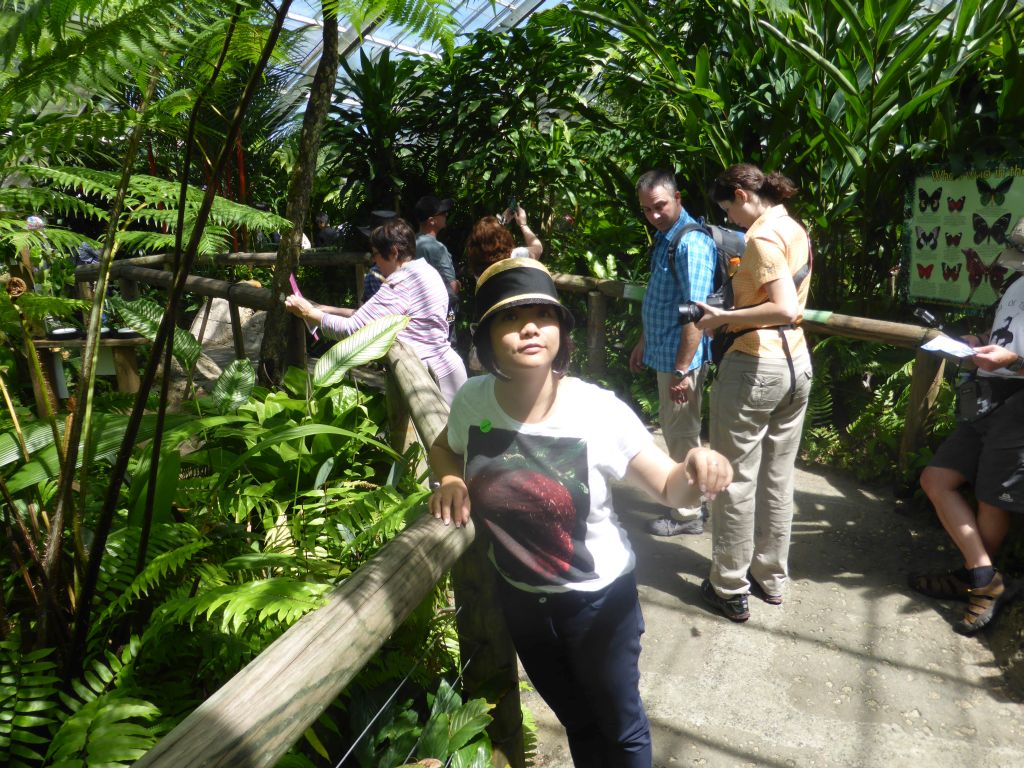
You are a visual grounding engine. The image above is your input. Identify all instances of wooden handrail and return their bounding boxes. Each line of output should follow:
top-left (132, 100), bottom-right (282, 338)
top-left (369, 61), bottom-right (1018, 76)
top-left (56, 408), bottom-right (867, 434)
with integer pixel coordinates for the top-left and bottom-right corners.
top-left (75, 248), bottom-right (370, 280)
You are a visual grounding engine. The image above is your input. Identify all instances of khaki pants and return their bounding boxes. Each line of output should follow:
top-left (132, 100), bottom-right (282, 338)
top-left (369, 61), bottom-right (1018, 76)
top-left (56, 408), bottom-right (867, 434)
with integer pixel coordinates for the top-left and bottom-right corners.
top-left (709, 352), bottom-right (812, 596)
top-left (657, 366), bottom-right (707, 521)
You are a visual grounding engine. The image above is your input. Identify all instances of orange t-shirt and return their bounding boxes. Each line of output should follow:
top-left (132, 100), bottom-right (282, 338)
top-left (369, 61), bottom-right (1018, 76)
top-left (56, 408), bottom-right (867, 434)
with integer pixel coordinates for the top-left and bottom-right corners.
top-left (726, 205), bottom-right (811, 359)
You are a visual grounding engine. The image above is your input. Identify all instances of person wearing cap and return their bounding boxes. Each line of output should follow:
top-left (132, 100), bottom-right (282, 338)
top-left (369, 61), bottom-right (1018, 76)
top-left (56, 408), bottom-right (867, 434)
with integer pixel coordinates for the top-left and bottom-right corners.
top-left (413, 195), bottom-right (459, 342)
top-left (910, 223), bottom-right (1024, 635)
top-left (429, 257), bottom-right (733, 768)
top-left (285, 218), bottom-right (466, 404)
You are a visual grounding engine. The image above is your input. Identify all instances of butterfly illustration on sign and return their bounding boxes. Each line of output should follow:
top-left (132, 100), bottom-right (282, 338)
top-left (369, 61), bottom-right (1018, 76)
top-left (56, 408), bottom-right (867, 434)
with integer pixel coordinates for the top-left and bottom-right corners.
top-left (915, 225), bottom-right (939, 250)
top-left (972, 213), bottom-right (1012, 245)
top-left (942, 262), bottom-right (962, 281)
top-left (962, 248), bottom-right (1009, 292)
top-left (947, 196), bottom-right (965, 212)
top-left (916, 263), bottom-right (934, 279)
top-left (976, 176), bottom-right (1014, 206)
top-left (918, 187), bottom-right (941, 212)
top-left (945, 232), bottom-right (962, 246)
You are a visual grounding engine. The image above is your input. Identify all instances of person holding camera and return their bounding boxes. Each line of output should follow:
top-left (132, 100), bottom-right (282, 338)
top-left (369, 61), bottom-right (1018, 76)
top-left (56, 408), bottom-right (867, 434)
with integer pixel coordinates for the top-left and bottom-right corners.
top-left (632, 169), bottom-right (717, 537)
top-left (910, 234), bottom-right (1024, 635)
top-left (692, 163), bottom-right (812, 621)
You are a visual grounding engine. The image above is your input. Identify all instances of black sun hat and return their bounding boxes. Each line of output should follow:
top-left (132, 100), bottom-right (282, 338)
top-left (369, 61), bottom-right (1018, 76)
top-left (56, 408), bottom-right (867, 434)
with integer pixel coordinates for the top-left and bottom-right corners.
top-left (472, 258), bottom-right (574, 346)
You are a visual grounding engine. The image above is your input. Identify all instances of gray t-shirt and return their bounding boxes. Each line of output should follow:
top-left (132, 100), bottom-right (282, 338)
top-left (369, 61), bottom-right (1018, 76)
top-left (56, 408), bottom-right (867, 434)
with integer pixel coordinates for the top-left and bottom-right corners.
top-left (415, 234), bottom-right (456, 294)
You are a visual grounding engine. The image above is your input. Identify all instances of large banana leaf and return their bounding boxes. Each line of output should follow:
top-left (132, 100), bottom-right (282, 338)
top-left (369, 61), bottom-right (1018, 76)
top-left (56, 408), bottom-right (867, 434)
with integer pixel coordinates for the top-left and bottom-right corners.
top-left (313, 314), bottom-right (409, 388)
top-left (4, 413), bottom-right (205, 494)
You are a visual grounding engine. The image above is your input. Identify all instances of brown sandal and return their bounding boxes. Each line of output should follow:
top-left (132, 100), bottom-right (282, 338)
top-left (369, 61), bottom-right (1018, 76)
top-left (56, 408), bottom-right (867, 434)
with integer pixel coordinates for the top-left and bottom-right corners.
top-left (955, 572), bottom-right (1010, 635)
top-left (909, 570), bottom-right (972, 601)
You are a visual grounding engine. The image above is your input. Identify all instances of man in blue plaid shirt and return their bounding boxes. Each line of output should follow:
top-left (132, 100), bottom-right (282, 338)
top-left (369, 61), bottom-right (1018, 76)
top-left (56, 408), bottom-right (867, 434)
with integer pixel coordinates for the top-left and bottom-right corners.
top-left (631, 169), bottom-right (717, 536)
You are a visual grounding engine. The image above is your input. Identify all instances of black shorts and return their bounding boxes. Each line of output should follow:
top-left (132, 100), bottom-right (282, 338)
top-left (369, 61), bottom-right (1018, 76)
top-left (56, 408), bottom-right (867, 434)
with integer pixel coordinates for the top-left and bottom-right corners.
top-left (930, 386), bottom-right (1024, 512)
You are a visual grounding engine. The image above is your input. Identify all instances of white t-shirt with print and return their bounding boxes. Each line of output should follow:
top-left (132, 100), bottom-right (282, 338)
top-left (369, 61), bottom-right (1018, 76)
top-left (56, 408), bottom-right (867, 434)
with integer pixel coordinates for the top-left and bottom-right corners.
top-left (446, 376), bottom-right (652, 593)
top-left (981, 275), bottom-right (1024, 380)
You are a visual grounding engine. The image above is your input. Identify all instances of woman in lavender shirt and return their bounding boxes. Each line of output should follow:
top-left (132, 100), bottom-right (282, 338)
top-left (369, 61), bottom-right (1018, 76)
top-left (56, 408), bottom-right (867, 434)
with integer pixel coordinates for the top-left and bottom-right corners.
top-left (285, 218), bottom-right (467, 404)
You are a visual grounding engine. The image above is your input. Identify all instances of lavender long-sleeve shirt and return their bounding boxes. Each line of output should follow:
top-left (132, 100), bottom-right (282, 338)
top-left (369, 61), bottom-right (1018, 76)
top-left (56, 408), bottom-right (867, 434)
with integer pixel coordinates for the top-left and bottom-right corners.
top-left (320, 258), bottom-right (463, 379)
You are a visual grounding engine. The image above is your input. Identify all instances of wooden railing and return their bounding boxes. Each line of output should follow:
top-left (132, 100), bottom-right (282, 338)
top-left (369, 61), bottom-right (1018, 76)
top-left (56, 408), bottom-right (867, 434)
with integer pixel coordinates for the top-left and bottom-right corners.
top-left (69, 250), bottom-right (952, 764)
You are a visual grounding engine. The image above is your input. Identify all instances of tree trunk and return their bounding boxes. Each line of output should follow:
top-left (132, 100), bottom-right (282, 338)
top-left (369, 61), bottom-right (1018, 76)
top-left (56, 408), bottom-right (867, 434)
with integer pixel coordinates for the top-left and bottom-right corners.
top-left (259, 10), bottom-right (339, 384)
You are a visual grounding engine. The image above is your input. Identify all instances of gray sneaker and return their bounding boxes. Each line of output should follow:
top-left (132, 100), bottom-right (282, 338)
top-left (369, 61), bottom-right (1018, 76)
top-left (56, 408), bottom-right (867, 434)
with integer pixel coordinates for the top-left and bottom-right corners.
top-left (647, 516), bottom-right (703, 536)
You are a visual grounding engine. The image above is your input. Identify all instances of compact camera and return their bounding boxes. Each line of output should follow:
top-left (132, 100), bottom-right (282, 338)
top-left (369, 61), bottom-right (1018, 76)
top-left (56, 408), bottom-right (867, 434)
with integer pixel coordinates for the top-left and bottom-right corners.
top-left (678, 292), bottom-right (725, 324)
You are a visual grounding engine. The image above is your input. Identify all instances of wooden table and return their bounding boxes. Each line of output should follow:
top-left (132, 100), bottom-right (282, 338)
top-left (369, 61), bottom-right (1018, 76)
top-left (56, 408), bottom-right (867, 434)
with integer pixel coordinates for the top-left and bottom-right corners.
top-left (30, 336), bottom-right (150, 412)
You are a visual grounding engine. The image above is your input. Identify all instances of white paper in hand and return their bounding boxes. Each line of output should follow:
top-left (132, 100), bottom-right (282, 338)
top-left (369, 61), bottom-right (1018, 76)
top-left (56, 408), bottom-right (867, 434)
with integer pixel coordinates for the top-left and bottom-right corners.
top-left (921, 334), bottom-right (974, 359)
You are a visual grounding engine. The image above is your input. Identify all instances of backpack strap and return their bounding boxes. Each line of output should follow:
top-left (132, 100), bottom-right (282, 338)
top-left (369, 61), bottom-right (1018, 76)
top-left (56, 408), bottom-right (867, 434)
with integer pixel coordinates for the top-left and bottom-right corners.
top-left (664, 222), bottom-right (709, 287)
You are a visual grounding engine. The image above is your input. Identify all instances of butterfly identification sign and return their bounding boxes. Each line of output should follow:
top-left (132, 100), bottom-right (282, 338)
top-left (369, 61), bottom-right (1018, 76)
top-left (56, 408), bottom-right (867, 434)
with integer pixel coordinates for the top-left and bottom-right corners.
top-left (908, 165), bottom-right (1024, 307)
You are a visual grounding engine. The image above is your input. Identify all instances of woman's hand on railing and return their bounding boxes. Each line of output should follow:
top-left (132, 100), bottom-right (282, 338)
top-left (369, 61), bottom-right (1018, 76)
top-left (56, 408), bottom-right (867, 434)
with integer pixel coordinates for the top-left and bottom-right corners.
top-left (430, 476), bottom-right (471, 528)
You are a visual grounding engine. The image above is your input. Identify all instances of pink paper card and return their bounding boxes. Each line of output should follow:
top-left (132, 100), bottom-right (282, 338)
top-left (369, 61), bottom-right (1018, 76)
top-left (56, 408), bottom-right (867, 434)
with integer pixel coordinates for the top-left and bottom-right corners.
top-left (289, 273), bottom-right (319, 340)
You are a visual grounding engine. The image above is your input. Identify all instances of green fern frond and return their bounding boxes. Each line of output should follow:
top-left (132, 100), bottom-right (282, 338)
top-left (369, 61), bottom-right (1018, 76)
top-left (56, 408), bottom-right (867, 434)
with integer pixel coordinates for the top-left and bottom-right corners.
top-left (93, 538), bottom-right (212, 629)
top-left (0, 639), bottom-right (61, 768)
top-left (158, 577), bottom-right (332, 634)
top-left (0, 184), bottom-right (108, 221)
top-left (12, 292), bottom-right (90, 323)
top-left (3, 1), bottom-right (202, 109)
top-left (46, 693), bottom-right (161, 765)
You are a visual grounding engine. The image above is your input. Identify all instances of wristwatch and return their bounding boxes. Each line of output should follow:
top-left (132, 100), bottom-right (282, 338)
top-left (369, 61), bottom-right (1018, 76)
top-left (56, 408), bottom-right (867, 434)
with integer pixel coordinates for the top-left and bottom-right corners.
top-left (1007, 354), bottom-right (1024, 373)
top-left (673, 369), bottom-right (687, 379)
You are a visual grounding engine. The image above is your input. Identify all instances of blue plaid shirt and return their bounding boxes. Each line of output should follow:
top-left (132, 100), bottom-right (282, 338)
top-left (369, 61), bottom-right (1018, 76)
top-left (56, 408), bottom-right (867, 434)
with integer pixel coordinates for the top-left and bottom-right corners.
top-left (641, 210), bottom-right (717, 373)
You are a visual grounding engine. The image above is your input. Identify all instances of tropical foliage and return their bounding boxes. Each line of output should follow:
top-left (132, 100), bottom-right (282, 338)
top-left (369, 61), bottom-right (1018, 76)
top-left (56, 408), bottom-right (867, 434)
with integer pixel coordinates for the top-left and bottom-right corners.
top-left (4, 0), bottom-right (1024, 764)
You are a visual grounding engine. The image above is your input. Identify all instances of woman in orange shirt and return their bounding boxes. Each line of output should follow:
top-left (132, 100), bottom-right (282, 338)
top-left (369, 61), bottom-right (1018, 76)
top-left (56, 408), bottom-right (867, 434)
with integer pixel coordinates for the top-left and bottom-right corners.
top-left (693, 163), bottom-right (813, 622)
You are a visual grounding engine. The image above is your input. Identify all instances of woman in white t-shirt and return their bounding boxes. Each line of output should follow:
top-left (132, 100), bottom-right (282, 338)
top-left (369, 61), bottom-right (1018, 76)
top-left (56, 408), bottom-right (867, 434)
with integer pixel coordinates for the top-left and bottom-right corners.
top-left (429, 258), bottom-right (732, 768)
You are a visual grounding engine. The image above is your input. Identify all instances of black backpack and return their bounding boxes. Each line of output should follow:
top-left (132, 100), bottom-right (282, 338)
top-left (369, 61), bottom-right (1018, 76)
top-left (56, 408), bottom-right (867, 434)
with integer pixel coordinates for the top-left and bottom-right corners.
top-left (667, 219), bottom-right (746, 310)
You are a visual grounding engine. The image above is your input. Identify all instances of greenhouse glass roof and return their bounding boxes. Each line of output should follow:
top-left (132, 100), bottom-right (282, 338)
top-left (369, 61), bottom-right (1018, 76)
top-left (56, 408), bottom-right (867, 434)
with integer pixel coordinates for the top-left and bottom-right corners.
top-left (282, 0), bottom-right (561, 104)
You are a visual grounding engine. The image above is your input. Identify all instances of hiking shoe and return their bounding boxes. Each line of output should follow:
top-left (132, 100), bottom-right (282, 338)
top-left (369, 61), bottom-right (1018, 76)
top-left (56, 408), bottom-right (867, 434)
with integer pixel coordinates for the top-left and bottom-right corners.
top-left (700, 579), bottom-right (749, 622)
top-left (748, 573), bottom-right (783, 606)
top-left (955, 572), bottom-right (1013, 635)
top-left (647, 516), bottom-right (703, 536)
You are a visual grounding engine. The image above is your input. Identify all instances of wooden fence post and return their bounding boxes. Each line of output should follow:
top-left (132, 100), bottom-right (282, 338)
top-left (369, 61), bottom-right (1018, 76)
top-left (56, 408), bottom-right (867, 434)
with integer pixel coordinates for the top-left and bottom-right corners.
top-left (586, 290), bottom-right (608, 379)
top-left (451, 547), bottom-right (525, 768)
top-left (899, 349), bottom-right (945, 474)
